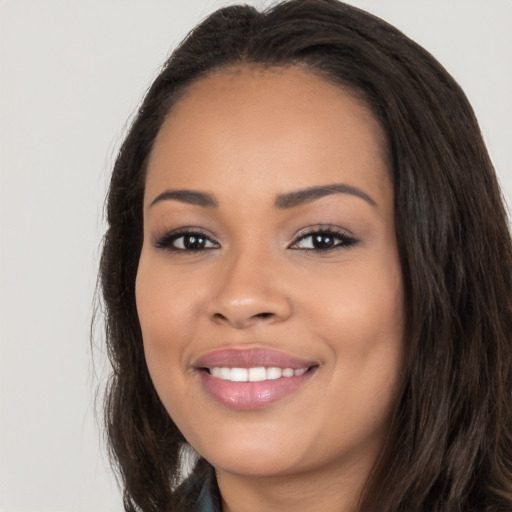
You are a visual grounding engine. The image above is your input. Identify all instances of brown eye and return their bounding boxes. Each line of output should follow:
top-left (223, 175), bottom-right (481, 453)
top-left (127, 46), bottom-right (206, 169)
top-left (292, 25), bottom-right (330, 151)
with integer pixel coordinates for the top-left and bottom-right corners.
top-left (173, 234), bottom-right (214, 250)
top-left (311, 233), bottom-right (337, 249)
top-left (154, 230), bottom-right (220, 252)
top-left (291, 228), bottom-right (357, 251)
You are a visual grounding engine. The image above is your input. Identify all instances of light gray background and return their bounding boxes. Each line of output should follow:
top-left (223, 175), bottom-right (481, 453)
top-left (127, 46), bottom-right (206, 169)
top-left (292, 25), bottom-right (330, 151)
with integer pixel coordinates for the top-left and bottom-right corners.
top-left (1, 1), bottom-right (511, 511)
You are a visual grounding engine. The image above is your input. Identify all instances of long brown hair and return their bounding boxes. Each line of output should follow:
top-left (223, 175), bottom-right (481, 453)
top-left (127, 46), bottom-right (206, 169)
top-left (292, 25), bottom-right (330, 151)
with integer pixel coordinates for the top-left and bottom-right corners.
top-left (98, 1), bottom-right (512, 510)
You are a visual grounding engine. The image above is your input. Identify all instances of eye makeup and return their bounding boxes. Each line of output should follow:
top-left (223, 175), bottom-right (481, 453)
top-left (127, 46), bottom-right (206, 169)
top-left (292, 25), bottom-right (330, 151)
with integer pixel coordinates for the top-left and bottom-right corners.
top-left (152, 223), bottom-right (359, 255)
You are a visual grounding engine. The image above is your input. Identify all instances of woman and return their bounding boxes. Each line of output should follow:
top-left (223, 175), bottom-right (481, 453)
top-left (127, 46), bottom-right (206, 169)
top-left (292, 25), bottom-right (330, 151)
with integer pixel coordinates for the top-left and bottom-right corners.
top-left (99, 1), bottom-right (512, 510)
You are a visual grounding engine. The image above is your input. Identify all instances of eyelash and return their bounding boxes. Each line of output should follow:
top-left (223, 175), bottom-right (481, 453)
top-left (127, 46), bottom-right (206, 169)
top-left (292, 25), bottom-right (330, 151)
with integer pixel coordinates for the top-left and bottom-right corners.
top-left (290, 226), bottom-right (358, 252)
top-left (154, 227), bottom-right (219, 252)
top-left (153, 225), bottom-right (358, 254)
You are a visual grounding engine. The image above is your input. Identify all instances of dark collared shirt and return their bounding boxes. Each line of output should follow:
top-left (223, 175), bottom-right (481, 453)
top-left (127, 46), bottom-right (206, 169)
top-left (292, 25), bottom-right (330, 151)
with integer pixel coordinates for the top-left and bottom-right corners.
top-left (185, 463), bottom-right (221, 512)
top-left (192, 477), bottom-right (218, 512)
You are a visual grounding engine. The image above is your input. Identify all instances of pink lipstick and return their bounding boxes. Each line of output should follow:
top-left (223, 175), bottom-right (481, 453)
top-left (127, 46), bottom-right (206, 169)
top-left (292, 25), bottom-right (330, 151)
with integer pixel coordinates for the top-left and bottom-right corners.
top-left (194, 348), bottom-right (318, 410)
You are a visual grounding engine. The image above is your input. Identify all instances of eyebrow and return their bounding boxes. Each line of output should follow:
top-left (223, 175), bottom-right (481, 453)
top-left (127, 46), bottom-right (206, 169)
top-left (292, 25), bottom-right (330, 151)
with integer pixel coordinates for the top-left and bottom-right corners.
top-left (150, 189), bottom-right (218, 208)
top-left (274, 183), bottom-right (377, 209)
top-left (149, 183), bottom-right (376, 210)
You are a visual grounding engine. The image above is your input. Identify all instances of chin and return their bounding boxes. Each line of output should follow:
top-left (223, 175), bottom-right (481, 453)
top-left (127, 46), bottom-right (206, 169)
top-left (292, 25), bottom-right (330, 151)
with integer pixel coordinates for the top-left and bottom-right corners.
top-left (185, 421), bottom-right (310, 478)
top-left (206, 448), bottom-right (305, 478)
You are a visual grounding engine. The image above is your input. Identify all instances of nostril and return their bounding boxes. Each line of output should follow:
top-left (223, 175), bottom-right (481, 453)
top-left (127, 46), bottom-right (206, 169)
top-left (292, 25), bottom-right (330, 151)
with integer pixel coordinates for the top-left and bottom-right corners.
top-left (211, 311), bottom-right (274, 326)
top-left (254, 312), bottom-right (274, 319)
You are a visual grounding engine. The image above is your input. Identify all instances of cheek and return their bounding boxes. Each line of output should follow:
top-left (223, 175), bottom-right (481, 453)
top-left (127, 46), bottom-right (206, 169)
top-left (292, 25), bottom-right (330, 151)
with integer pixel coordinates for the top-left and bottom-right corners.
top-left (300, 257), bottom-right (405, 415)
top-left (300, 257), bottom-right (404, 348)
top-left (135, 262), bottom-right (202, 436)
top-left (312, 264), bottom-right (404, 421)
top-left (135, 255), bottom-right (197, 392)
top-left (136, 253), bottom-right (199, 344)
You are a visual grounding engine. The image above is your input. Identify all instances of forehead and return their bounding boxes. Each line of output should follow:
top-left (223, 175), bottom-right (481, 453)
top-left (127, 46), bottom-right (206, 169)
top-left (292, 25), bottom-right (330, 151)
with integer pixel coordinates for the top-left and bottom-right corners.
top-left (145, 65), bottom-right (391, 206)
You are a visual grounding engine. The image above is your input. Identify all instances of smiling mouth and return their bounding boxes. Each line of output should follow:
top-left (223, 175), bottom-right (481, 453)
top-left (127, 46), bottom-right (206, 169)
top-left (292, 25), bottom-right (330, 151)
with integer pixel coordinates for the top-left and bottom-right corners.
top-left (199, 364), bottom-right (317, 409)
top-left (195, 348), bottom-right (318, 409)
top-left (205, 366), bottom-right (311, 382)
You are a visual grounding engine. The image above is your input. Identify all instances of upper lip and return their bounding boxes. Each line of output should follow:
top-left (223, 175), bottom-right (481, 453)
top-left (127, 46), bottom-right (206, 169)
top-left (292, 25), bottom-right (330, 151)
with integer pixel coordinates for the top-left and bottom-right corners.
top-left (194, 347), bottom-right (318, 370)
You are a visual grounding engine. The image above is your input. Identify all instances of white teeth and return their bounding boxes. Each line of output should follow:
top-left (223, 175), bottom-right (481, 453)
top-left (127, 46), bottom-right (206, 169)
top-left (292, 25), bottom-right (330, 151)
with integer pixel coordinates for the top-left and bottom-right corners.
top-left (248, 367), bottom-right (267, 382)
top-left (211, 367), bottom-right (230, 379)
top-left (209, 366), bottom-right (309, 382)
top-left (230, 368), bottom-right (248, 382)
top-left (266, 367), bottom-right (282, 380)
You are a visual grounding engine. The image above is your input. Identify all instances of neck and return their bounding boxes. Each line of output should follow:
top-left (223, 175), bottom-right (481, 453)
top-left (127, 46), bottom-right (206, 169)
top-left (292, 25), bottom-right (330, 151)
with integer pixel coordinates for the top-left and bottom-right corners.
top-left (215, 455), bottom-right (373, 512)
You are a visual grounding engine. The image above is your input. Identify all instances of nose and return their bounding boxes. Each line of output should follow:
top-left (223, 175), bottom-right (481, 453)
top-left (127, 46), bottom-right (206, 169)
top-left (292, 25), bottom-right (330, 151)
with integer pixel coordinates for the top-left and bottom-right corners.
top-left (207, 251), bottom-right (292, 329)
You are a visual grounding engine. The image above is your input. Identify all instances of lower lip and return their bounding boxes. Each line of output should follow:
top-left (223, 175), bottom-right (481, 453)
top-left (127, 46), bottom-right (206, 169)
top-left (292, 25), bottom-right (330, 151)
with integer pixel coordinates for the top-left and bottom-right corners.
top-left (199, 370), bottom-right (314, 410)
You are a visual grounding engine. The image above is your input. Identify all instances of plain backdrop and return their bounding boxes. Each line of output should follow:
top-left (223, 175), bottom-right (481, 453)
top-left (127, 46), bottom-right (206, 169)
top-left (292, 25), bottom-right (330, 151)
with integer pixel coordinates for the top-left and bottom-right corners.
top-left (0, 1), bottom-right (511, 511)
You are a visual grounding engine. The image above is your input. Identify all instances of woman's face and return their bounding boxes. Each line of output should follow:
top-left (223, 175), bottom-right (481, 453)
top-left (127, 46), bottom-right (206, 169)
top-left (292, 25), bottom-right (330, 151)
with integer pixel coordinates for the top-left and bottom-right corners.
top-left (136, 66), bottom-right (404, 482)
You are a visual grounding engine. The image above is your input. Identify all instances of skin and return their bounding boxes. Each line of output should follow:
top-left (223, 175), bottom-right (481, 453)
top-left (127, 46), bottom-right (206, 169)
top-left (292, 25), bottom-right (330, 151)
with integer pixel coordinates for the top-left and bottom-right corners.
top-left (136, 66), bottom-right (405, 512)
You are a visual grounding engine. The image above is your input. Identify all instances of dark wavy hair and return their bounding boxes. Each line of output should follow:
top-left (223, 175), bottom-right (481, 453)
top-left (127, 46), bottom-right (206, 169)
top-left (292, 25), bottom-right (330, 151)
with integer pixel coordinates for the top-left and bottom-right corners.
top-left (98, 1), bottom-right (512, 510)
